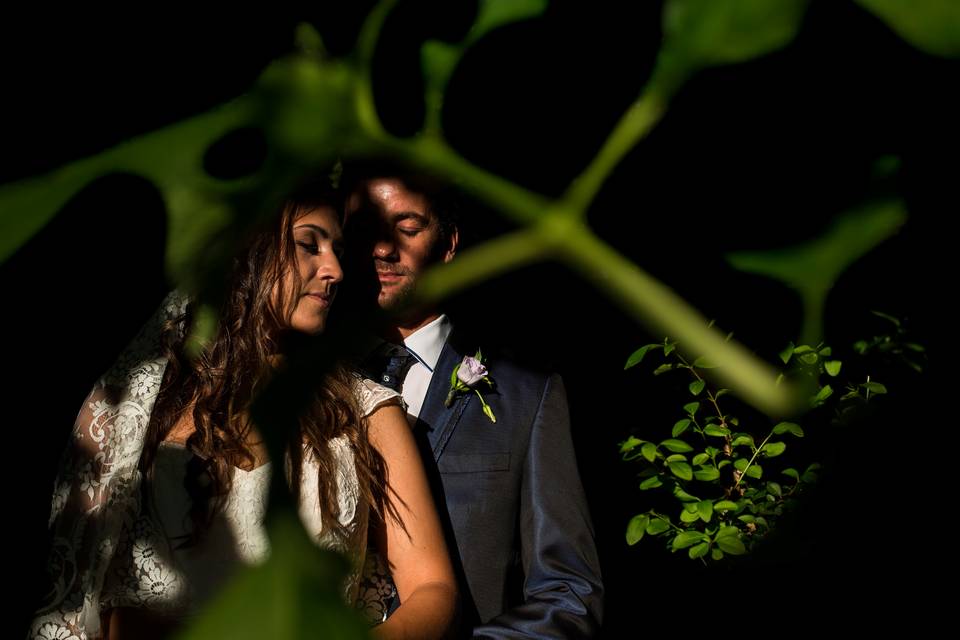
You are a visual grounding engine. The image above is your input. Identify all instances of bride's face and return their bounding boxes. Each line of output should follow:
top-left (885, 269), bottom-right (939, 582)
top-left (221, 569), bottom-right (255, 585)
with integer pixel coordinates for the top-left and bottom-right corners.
top-left (276, 206), bottom-right (345, 335)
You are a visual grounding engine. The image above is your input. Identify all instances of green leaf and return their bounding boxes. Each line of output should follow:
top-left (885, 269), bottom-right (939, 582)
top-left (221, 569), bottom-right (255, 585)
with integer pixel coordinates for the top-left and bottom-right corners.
top-left (818, 346), bottom-right (833, 357)
top-left (640, 475), bottom-right (664, 490)
top-left (716, 534), bottom-right (747, 555)
top-left (697, 500), bottom-right (714, 523)
top-left (692, 356), bottom-right (720, 369)
top-left (782, 468), bottom-right (800, 481)
top-left (792, 345), bottom-right (814, 354)
top-left (711, 548), bottom-right (724, 561)
top-left (689, 380), bottom-right (706, 396)
top-left (717, 525), bottom-right (740, 538)
top-left (664, 341), bottom-right (677, 356)
top-left (779, 343), bottom-right (795, 364)
top-left (641, 442), bottom-right (659, 464)
top-left (689, 542), bottom-right (711, 559)
top-left (692, 453), bottom-right (710, 466)
top-left (680, 508), bottom-right (701, 523)
top-left (665, 454), bottom-right (688, 463)
top-left (773, 422), bottom-right (804, 437)
top-left (661, 439), bottom-right (694, 453)
top-left (672, 531), bottom-right (707, 550)
top-left (704, 424), bottom-right (730, 437)
top-left (718, 460), bottom-right (731, 469)
top-left (619, 436), bottom-right (643, 453)
top-left (715, 500), bottom-right (739, 512)
top-left (855, 0), bottom-right (960, 57)
top-left (825, 360), bottom-right (842, 377)
top-left (814, 385), bottom-right (834, 404)
top-left (801, 469), bottom-right (818, 484)
top-left (731, 435), bottom-right (755, 448)
top-left (672, 419), bottom-right (693, 438)
top-left (673, 485), bottom-right (700, 502)
top-left (625, 344), bottom-right (662, 369)
top-left (627, 515), bottom-right (650, 545)
top-left (705, 446), bottom-right (719, 457)
top-left (669, 461), bottom-right (694, 481)
top-left (179, 510), bottom-right (369, 640)
top-left (762, 442), bottom-right (787, 457)
top-left (865, 382), bottom-right (888, 395)
top-left (694, 467), bottom-right (720, 482)
top-left (683, 402), bottom-right (700, 416)
top-left (737, 515), bottom-right (756, 524)
top-left (727, 201), bottom-right (907, 356)
top-left (800, 353), bottom-right (819, 365)
top-left (653, 364), bottom-right (675, 376)
top-left (745, 465), bottom-right (763, 479)
top-left (647, 517), bottom-right (672, 535)
top-left (766, 481), bottom-right (783, 497)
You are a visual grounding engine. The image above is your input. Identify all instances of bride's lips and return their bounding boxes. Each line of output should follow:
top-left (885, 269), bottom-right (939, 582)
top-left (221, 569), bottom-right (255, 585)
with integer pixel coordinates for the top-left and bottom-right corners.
top-left (304, 292), bottom-right (332, 307)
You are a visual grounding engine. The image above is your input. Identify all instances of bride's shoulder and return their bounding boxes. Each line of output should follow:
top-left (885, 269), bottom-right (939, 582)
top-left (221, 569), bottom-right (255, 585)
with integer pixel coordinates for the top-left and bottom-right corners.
top-left (349, 373), bottom-right (406, 417)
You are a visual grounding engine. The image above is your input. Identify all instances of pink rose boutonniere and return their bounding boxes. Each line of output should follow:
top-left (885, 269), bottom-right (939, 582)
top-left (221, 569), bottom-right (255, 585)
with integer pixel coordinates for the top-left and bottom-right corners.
top-left (446, 349), bottom-right (497, 423)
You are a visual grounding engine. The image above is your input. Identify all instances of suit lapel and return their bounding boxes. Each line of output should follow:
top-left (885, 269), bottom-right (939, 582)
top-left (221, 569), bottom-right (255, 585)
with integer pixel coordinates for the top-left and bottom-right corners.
top-left (416, 338), bottom-right (470, 462)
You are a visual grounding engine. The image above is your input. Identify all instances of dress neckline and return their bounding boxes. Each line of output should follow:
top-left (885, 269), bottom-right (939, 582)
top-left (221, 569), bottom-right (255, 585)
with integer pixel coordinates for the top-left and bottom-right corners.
top-left (157, 440), bottom-right (272, 475)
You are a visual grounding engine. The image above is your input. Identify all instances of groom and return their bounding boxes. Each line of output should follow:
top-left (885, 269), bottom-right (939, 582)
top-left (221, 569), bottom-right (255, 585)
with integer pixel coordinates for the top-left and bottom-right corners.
top-left (342, 165), bottom-right (603, 637)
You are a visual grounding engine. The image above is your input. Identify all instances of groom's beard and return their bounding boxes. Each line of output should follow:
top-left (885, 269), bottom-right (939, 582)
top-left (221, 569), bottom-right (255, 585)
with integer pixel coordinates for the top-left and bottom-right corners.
top-left (375, 260), bottom-right (417, 312)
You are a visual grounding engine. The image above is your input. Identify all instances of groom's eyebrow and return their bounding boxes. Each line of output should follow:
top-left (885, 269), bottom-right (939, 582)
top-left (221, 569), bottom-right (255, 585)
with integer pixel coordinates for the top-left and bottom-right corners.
top-left (393, 212), bottom-right (430, 225)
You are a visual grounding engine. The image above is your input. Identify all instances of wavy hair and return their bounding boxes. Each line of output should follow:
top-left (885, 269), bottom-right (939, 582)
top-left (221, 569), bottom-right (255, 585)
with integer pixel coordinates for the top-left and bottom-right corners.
top-left (139, 184), bottom-right (396, 546)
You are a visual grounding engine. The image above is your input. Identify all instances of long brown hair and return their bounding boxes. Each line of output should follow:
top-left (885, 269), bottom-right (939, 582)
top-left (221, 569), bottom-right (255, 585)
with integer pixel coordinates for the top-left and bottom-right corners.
top-left (139, 184), bottom-right (394, 546)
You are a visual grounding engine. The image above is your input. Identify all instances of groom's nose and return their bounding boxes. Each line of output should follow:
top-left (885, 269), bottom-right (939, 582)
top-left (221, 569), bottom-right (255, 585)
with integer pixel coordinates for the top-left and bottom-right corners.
top-left (373, 235), bottom-right (398, 260)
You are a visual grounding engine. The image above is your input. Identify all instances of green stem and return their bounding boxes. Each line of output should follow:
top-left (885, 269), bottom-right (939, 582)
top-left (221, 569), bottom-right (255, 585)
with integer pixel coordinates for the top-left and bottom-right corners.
top-left (559, 227), bottom-right (798, 416)
top-left (735, 430), bottom-right (774, 488)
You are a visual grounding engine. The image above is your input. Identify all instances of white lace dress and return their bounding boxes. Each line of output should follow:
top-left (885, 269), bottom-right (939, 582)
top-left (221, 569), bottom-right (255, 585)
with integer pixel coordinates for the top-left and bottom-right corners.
top-left (27, 291), bottom-right (401, 640)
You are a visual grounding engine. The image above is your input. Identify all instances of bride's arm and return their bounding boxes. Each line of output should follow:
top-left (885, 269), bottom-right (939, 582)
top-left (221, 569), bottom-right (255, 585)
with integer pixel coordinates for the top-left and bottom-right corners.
top-left (365, 404), bottom-right (458, 640)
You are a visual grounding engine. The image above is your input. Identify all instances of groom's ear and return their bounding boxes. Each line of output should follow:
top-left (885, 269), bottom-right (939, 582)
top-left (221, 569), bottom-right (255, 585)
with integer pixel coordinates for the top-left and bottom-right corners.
top-left (442, 227), bottom-right (459, 263)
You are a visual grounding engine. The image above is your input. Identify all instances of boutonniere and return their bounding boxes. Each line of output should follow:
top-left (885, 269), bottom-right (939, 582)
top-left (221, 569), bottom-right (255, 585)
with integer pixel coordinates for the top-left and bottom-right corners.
top-left (445, 349), bottom-right (497, 423)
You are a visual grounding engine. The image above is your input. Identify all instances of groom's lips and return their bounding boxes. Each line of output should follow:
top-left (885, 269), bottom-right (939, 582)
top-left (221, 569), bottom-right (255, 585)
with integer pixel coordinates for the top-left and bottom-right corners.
top-left (377, 271), bottom-right (403, 284)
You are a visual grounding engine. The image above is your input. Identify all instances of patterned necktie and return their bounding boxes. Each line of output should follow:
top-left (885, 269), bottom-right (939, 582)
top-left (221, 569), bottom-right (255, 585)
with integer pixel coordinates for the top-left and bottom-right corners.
top-left (368, 345), bottom-right (415, 391)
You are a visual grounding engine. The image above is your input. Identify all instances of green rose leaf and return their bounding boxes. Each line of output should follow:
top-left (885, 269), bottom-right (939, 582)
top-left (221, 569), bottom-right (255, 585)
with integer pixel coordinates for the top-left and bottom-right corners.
top-left (665, 454), bottom-right (688, 463)
top-left (782, 468), bottom-right (800, 481)
top-left (855, 0), bottom-right (960, 58)
top-left (647, 517), bottom-right (672, 535)
top-left (641, 442), bottom-right (659, 464)
top-left (825, 360), bottom-right (842, 377)
top-left (762, 442), bottom-right (787, 457)
top-left (689, 542), bottom-right (711, 559)
top-left (683, 402), bottom-right (700, 416)
top-left (627, 514), bottom-right (650, 545)
top-left (731, 435), bottom-right (755, 448)
top-left (661, 439), bottom-right (694, 453)
top-left (715, 500), bottom-right (739, 512)
top-left (692, 453), bottom-right (710, 466)
top-left (689, 380), bottom-right (706, 396)
top-left (697, 500), bottom-right (714, 523)
top-left (669, 461), bottom-right (694, 481)
top-left (639, 475), bottom-right (664, 490)
top-left (654, 364), bottom-right (675, 376)
top-left (773, 422), bottom-right (804, 438)
top-left (672, 419), bottom-right (693, 438)
top-left (716, 534), bottom-right (747, 555)
top-left (672, 530), bottom-right (707, 550)
top-left (694, 466), bottom-right (720, 482)
top-left (625, 344), bottom-right (662, 369)
top-left (619, 436), bottom-right (644, 453)
top-left (745, 464), bottom-right (763, 479)
top-left (704, 424), bottom-right (730, 437)
top-left (711, 548), bottom-right (725, 561)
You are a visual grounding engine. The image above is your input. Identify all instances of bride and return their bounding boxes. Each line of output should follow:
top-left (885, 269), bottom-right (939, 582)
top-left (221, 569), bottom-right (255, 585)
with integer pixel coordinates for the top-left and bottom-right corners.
top-left (27, 182), bottom-right (457, 639)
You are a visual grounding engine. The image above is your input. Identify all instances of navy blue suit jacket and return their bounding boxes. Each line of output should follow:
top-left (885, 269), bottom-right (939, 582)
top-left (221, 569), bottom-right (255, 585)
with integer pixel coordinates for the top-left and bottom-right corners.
top-left (413, 333), bottom-right (603, 638)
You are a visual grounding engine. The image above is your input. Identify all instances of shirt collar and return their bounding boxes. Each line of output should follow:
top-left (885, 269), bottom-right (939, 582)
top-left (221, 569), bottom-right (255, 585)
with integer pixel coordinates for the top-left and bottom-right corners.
top-left (402, 314), bottom-right (452, 373)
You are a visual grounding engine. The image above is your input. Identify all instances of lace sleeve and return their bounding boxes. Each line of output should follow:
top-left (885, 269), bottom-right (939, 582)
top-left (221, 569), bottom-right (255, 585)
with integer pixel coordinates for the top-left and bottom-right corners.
top-left (27, 291), bottom-right (189, 640)
top-left (352, 377), bottom-right (405, 418)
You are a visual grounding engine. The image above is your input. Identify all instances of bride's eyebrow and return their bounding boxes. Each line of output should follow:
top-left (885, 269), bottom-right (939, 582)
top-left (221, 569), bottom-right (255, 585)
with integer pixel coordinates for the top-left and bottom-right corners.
top-left (294, 223), bottom-right (342, 241)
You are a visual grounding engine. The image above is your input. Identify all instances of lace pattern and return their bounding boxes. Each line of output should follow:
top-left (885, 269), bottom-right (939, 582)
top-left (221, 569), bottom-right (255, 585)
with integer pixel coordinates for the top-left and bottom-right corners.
top-left (28, 291), bottom-right (403, 639)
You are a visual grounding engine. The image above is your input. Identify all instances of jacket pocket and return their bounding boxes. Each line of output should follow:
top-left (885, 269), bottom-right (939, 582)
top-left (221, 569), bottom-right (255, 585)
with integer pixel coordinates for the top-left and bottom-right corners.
top-left (438, 452), bottom-right (510, 473)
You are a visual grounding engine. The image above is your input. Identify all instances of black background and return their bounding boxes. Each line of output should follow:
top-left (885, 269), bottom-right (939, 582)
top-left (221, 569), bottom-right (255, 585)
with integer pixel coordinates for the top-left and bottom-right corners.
top-left (4, 2), bottom-right (954, 636)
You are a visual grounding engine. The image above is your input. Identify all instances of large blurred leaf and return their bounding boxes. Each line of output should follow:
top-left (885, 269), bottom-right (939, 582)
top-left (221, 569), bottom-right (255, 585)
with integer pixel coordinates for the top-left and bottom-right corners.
top-left (178, 511), bottom-right (368, 640)
top-left (661, 0), bottom-right (809, 69)
top-left (726, 200), bottom-right (907, 344)
top-left (856, 0), bottom-right (960, 58)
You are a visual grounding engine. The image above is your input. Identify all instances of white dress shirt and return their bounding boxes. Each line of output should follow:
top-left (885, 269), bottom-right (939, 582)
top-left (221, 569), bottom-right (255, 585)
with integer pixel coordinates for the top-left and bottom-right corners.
top-left (398, 314), bottom-right (453, 421)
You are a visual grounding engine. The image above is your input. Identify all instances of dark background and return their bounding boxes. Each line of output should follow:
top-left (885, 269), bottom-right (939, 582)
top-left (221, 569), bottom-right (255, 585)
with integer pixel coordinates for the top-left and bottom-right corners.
top-left (3, 2), bottom-right (953, 635)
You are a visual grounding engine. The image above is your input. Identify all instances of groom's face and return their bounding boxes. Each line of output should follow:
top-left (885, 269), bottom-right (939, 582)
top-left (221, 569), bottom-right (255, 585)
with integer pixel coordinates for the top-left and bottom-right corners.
top-left (344, 177), bottom-right (457, 312)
